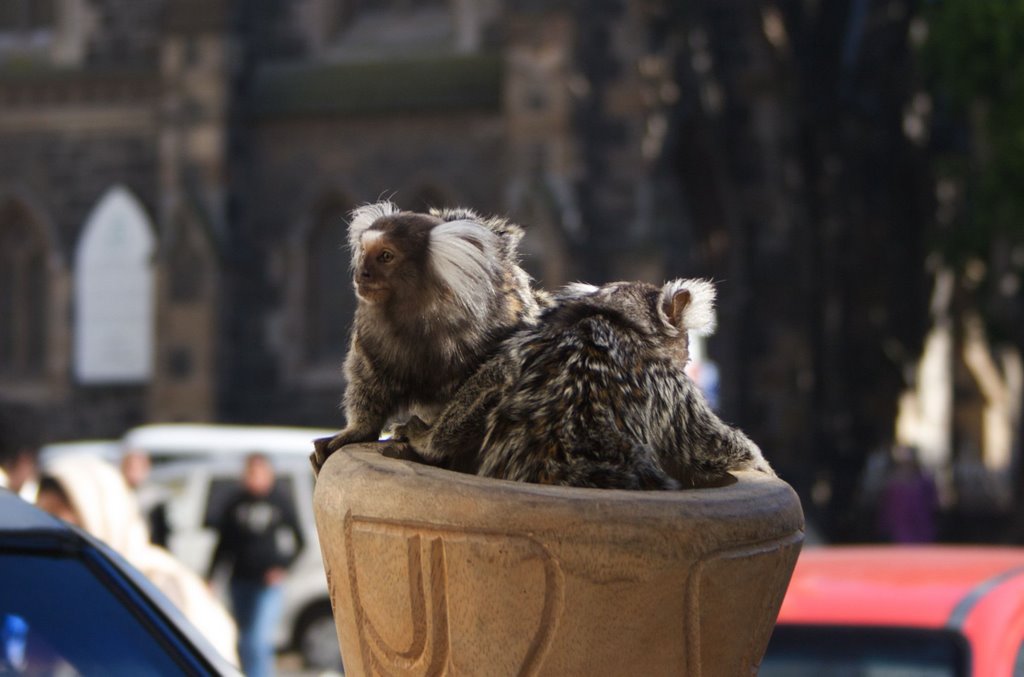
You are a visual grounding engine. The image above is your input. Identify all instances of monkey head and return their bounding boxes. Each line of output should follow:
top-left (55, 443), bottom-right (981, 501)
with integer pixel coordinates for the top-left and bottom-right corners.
top-left (350, 207), bottom-right (437, 306)
top-left (346, 201), bottom-right (506, 320)
top-left (556, 278), bottom-right (717, 365)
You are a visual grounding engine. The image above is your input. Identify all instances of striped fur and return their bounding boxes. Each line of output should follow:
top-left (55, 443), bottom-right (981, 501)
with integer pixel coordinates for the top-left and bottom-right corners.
top-left (428, 220), bottom-right (500, 321)
top-left (399, 279), bottom-right (772, 489)
top-left (313, 203), bottom-right (549, 467)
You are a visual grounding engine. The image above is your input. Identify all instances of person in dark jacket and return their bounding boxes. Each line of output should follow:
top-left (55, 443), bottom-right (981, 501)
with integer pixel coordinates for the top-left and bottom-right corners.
top-left (207, 453), bottom-right (304, 677)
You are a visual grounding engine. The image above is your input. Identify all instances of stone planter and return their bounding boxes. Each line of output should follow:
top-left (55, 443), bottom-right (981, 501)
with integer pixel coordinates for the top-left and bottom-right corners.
top-left (313, 445), bottom-right (804, 677)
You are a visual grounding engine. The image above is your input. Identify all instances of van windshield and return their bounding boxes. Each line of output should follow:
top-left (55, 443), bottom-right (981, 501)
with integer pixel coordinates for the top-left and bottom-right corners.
top-left (0, 552), bottom-right (188, 675)
top-left (761, 625), bottom-right (969, 677)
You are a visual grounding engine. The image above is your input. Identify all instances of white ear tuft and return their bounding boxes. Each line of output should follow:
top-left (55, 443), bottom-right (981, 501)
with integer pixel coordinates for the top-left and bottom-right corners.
top-left (429, 220), bottom-right (500, 319)
top-left (347, 201), bottom-right (399, 264)
top-left (662, 278), bottom-right (717, 335)
top-left (559, 282), bottom-right (601, 300)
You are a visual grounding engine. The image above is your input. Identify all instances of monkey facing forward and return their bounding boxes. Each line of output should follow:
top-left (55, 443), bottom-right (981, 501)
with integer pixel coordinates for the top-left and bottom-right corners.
top-left (310, 201), bottom-right (547, 474)
top-left (396, 278), bottom-right (773, 489)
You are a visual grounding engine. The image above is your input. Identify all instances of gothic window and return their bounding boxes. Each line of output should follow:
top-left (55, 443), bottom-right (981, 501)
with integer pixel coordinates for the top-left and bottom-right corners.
top-left (0, 200), bottom-right (48, 379)
top-left (73, 186), bottom-right (156, 384)
top-left (304, 196), bottom-right (356, 365)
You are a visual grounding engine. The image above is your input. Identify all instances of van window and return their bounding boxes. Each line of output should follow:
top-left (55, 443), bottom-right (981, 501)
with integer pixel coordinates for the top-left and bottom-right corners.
top-left (761, 625), bottom-right (969, 677)
top-left (202, 476), bottom-right (296, 529)
top-left (0, 553), bottom-right (188, 675)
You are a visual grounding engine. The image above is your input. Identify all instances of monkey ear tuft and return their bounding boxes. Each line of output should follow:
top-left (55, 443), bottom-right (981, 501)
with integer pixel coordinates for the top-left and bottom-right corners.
top-left (483, 218), bottom-right (525, 250)
top-left (432, 206), bottom-right (480, 223)
top-left (347, 201), bottom-right (399, 248)
top-left (436, 208), bottom-right (525, 258)
top-left (661, 279), bottom-right (716, 335)
top-left (559, 282), bottom-right (601, 300)
top-left (429, 220), bottom-right (500, 318)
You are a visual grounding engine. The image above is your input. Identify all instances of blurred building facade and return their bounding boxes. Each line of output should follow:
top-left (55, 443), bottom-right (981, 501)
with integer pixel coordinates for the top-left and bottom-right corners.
top-left (2, 0), bottom-right (1021, 539)
top-left (0, 0), bottom-right (682, 437)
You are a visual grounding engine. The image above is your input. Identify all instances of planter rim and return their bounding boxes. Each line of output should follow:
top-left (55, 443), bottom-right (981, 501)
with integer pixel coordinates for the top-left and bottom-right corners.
top-left (313, 445), bottom-right (805, 677)
top-left (316, 446), bottom-right (805, 547)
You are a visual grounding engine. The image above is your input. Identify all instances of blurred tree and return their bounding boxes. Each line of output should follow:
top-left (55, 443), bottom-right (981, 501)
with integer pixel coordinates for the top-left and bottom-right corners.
top-left (919, 0), bottom-right (1024, 521)
top-left (650, 0), bottom-right (933, 540)
top-left (923, 0), bottom-right (1024, 339)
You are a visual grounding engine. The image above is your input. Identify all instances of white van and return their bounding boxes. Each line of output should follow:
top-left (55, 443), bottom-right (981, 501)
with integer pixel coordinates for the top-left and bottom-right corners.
top-left (82, 423), bottom-right (343, 671)
top-left (121, 423), bottom-right (335, 465)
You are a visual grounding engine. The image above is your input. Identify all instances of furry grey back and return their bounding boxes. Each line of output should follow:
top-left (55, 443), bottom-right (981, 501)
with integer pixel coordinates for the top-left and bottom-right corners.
top-left (469, 279), bottom-right (772, 488)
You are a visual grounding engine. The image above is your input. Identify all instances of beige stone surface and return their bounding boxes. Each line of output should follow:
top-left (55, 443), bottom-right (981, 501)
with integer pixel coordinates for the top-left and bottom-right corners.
top-left (314, 446), bottom-right (804, 677)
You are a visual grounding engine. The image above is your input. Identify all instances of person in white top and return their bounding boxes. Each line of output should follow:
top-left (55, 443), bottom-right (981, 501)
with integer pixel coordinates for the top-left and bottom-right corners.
top-left (35, 454), bottom-right (239, 666)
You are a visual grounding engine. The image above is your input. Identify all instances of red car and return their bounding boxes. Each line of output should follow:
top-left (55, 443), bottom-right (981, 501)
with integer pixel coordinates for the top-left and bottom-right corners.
top-left (761, 546), bottom-right (1024, 676)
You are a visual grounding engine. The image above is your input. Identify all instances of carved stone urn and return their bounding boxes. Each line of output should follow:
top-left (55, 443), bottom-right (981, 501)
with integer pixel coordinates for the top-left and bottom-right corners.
top-left (313, 445), bottom-right (803, 677)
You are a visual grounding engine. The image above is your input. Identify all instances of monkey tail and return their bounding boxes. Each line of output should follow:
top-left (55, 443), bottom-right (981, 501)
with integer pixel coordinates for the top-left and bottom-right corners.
top-left (631, 455), bottom-right (682, 490)
top-left (562, 442), bottom-right (680, 491)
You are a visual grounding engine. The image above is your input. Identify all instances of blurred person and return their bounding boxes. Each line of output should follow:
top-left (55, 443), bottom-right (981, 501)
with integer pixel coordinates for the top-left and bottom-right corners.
top-left (877, 445), bottom-right (939, 543)
top-left (1, 449), bottom-right (39, 501)
top-left (35, 454), bottom-right (238, 665)
top-left (0, 408), bottom-right (41, 501)
top-left (207, 453), bottom-right (305, 677)
top-left (121, 448), bottom-right (172, 547)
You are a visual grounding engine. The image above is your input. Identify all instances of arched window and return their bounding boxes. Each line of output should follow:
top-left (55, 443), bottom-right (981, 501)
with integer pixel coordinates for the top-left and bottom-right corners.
top-left (73, 186), bottom-right (156, 384)
top-left (304, 196), bottom-right (356, 365)
top-left (0, 199), bottom-right (49, 379)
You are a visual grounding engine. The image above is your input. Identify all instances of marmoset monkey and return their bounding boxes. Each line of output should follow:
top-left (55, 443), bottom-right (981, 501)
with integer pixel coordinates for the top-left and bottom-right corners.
top-left (310, 201), bottom-right (547, 474)
top-left (396, 278), bottom-right (773, 489)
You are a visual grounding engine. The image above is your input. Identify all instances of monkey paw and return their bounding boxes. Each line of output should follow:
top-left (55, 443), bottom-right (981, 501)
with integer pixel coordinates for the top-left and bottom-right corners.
top-left (310, 436), bottom-right (334, 477)
top-left (379, 440), bottom-right (429, 462)
top-left (310, 430), bottom-right (380, 476)
top-left (392, 415), bottom-right (431, 447)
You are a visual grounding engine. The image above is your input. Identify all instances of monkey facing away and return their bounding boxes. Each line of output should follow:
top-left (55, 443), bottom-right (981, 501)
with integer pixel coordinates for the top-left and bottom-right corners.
top-left (310, 201), bottom-right (548, 474)
top-left (395, 278), bottom-right (773, 489)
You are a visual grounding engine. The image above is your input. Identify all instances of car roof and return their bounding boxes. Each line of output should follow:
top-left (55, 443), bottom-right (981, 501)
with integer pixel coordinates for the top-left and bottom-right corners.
top-left (122, 423), bottom-right (335, 458)
top-left (777, 545), bottom-right (1024, 629)
top-left (0, 489), bottom-right (241, 675)
top-left (0, 489), bottom-right (68, 533)
top-left (39, 439), bottom-right (122, 466)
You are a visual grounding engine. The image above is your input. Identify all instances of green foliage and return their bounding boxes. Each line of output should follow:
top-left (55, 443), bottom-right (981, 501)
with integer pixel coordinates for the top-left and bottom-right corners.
top-left (924, 1), bottom-right (1024, 107)
top-left (923, 0), bottom-right (1024, 257)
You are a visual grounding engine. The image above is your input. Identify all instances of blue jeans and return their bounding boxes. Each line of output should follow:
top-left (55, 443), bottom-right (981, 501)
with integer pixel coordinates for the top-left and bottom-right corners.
top-left (230, 579), bottom-right (283, 677)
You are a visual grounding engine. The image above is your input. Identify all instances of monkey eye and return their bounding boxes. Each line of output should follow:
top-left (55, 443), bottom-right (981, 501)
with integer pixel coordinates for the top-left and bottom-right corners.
top-left (378, 250), bottom-right (394, 264)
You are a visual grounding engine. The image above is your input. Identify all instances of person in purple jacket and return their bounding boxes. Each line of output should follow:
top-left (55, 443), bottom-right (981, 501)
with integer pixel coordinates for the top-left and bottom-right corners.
top-left (877, 445), bottom-right (939, 543)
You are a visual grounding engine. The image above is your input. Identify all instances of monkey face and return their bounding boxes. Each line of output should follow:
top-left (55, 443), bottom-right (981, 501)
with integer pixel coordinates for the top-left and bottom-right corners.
top-left (351, 215), bottom-right (435, 305)
top-left (353, 229), bottom-right (401, 303)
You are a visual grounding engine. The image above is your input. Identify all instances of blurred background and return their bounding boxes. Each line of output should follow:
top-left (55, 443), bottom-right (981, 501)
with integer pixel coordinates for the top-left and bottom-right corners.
top-left (0, 0), bottom-right (1022, 548)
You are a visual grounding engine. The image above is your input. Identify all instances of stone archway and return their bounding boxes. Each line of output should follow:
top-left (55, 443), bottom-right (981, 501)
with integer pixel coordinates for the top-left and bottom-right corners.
top-left (0, 189), bottom-right (69, 396)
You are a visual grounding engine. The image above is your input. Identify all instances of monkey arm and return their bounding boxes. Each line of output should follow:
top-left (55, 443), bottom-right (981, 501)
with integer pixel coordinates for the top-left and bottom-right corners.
top-left (330, 367), bottom-right (398, 450)
top-left (666, 378), bottom-right (774, 480)
top-left (311, 351), bottom-right (401, 475)
top-left (394, 354), bottom-right (513, 467)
